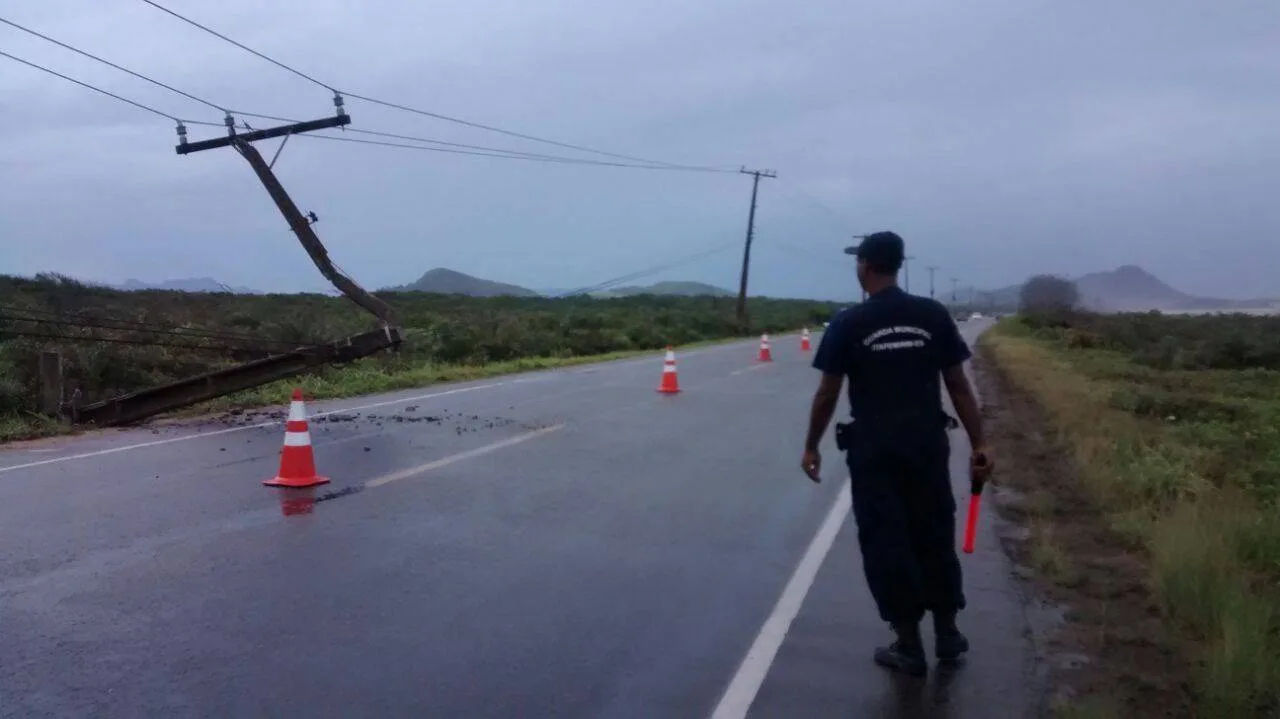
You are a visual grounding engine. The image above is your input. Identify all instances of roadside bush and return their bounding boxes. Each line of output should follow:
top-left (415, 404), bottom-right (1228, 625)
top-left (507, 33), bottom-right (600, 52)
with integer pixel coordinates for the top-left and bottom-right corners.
top-left (1019, 274), bottom-right (1078, 317)
top-left (986, 313), bottom-right (1280, 715)
top-left (0, 274), bottom-right (839, 421)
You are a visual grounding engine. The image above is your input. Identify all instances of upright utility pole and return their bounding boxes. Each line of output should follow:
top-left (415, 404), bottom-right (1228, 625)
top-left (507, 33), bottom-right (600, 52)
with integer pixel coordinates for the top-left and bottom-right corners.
top-left (951, 277), bottom-right (959, 303)
top-left (735, 167), bottom-right (777, 328)
top-left (904, 255), bottom-right (916, 294)
top-left (928, 266), bottom-right (938, 299)
top-left (848, 234), bottom-right (870, 302)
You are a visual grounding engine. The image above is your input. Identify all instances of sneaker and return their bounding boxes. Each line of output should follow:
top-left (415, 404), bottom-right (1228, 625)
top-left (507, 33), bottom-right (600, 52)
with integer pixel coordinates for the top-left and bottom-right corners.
top-left (873, 624), bottom-right (928, 677)
top-left (932, 611), bottom-right (969, 661)
top-left (934, 630), bottom-right (969, 661)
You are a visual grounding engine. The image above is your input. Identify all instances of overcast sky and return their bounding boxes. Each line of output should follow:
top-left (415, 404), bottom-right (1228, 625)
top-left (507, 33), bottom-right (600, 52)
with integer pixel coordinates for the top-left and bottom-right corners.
top-left (2, 0), bottom-right (1278, 301)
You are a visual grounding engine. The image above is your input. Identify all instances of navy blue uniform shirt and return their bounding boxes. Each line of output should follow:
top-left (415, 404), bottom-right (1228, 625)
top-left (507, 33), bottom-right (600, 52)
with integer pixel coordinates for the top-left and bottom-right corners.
top-left (813, 286), bottom-right (970, 444)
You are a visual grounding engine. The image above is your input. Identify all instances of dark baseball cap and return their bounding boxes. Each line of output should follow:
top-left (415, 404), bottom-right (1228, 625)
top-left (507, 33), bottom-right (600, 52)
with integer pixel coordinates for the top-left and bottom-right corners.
top-left (844, 231), bottom-right (905, 270)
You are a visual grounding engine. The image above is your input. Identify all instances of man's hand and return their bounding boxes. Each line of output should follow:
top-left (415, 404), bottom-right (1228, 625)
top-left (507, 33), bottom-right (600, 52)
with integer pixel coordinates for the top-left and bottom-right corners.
top-left (803, 372), bottom-right (843, 485)
top-left (801, 449), bottom-right (822, 483)
top-left (971, 444), bottom-right (994, 480)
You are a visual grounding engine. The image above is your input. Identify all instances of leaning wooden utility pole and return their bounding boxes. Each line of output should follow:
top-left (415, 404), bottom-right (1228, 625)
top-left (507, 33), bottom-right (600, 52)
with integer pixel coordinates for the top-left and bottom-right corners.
top-left (735, 167), bottom-right (776, 329)
top-left (176, 95), bottom-right (395, 326)
top-left (74, 98), bottom-right (405, 427)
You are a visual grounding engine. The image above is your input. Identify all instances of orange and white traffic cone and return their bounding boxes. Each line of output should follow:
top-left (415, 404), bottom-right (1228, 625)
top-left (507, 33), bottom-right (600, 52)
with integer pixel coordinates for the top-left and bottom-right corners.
top-left (657, 346), bottom-right (681, 394)
top-left (758, 334), bottom-right (773, 362)
top-left (801, 328), bottom-right (811, 351)
top-left (264, 388), bottom-right (330, 488)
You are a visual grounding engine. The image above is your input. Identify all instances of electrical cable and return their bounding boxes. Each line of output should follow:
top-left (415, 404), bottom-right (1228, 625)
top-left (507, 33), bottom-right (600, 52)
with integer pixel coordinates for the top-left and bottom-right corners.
top-left (0, 49), bottom-right (220, 126)
top-left (0, 309), bottom-right (317, 348)
top-left (4, 18), bottom-right (736, 173)
top-left (556, 240), bottom-right (738, 297)
top-left (139, 0), bottom-right (336, 93)
top-left (340, 92), bottom-right (738, 172)
top-left (0, 326), bottom-right (272, 353)
top-left (298, 133), bottom-right (733, 172)
top-left (139, 0), bottom-right (737, 171)
top-left (1, 15), bottom-right (228, 114)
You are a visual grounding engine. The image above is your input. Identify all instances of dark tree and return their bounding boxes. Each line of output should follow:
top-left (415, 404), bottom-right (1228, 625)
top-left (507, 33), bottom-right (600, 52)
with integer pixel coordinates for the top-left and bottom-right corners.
top-left (1019, 274), bottom-right (1079, 315)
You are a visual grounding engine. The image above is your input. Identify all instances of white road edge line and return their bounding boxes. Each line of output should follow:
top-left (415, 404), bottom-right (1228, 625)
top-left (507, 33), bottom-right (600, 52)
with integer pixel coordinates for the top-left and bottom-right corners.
top-left (709, 486), bottom-right (848, 719)
top-left (0, 382), bottom-right (505, 475)
top-left (364, 424), bottom-right (565, 489)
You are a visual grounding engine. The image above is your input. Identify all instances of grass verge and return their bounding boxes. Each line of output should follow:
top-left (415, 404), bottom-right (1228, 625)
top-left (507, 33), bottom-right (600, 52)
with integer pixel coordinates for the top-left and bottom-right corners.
top-left (0, 336), bottom-right (743, 444)
top-left (983, 317), bottom-right (1279, 717)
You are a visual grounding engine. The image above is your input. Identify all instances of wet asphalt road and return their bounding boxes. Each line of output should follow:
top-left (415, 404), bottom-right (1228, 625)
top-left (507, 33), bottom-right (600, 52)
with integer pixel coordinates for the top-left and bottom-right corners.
top-left (0, 324), bottom-right (1037, 718)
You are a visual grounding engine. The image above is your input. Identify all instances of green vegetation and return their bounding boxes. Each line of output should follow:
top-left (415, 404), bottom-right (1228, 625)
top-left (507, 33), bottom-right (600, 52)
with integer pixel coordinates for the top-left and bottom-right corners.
top-left (0, 274), bottom-right (839, 440)
top-left (985, 311), bottom-right (1280, 716)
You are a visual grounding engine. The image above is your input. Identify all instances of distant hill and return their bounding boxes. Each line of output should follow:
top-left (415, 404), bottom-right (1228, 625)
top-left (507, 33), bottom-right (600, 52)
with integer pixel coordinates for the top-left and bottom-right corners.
top-left (118, 277), bottom-right (259, 294)
top-left (592, 281), bottom-right (734, 298)
top-left (966, 265), bottom-right (1276, 312)
top-left (385, 268), bottom-right (538, 297)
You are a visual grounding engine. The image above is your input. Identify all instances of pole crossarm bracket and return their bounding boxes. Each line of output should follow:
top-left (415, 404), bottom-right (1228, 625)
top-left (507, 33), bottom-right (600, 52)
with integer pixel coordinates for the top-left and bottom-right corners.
top-left (176, 114), bottom-right (349, 155)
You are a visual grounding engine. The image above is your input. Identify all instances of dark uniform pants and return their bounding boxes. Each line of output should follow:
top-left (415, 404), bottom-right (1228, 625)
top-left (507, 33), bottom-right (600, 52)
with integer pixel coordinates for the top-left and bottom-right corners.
top-left (846, 436), bottom-right (965, 625)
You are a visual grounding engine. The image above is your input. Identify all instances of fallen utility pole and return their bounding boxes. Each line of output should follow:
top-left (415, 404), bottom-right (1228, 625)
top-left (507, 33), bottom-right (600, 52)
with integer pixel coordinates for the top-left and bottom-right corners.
top-left (75, 327), bottom-right (402, 427)
top-left (71, 99), bottom-right (403, 428)
top-left (735, 167), bottom-right (777, 329)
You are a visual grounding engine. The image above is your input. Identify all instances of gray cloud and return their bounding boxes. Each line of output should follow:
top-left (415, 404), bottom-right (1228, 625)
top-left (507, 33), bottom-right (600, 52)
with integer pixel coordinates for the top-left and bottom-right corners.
top-left (2, 0), bottom-right (1278, 300)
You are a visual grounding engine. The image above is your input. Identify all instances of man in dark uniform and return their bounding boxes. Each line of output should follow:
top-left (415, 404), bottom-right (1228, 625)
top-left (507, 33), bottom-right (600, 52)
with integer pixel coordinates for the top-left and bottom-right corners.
top-left (800, 231), bottom-right (993, 676)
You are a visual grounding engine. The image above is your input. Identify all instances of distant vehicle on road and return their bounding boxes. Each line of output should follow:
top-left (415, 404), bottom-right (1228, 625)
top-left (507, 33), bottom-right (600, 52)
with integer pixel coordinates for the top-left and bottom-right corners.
top-left (969, 312), bottom-right (984, 320)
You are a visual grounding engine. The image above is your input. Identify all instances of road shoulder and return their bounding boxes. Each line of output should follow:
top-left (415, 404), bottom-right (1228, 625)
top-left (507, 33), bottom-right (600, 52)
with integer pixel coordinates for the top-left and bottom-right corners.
top-left (974, 341), bottom-right (1194, 717)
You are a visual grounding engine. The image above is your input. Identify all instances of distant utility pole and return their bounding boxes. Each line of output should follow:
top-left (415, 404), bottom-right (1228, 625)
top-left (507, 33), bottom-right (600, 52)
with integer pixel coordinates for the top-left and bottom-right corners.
top-left (951, 277), bottom-right (959, 303)
top-left (928, 266), bottom-right (938, 299)
top-left (735, 167), bottom-right (777, 328)
top-left (904, 255), bottom-right (916, 295)
top-left (848, 234), bottom-right (870, 302)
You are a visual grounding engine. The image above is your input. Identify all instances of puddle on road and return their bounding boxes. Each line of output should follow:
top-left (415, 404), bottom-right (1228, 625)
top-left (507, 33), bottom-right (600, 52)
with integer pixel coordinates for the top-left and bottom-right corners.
top-left (274, 484), bottom-right (368, 517)
top-left (277, 488), bottom-right (317, 516)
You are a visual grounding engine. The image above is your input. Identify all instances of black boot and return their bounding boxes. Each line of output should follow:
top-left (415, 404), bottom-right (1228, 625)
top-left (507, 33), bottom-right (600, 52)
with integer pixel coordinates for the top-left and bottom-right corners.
top-left (932, 611), bottom-right (969, 661)
top-left (873, 622), bottom-right (928, 677)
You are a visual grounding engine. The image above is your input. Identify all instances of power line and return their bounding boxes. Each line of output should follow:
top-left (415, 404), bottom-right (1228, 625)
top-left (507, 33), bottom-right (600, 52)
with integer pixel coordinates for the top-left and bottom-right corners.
top-left (230, 116), bottom-right (722, 168)
top-left (139, 0), bottom-right (336, 93)
top-left (298, 133), bottom-right (733, 172)
top-left (557, 240), bottom-right (739, 297)
top-left (0, 43), bottom-right (721, 174)
top-left (139, 0), bottom-right (736, 171)
top-left (0, 326), bottom-right (267, 353)
top-left (340, 127), bottom-right (668, 165)
top-left (0, 308), bottom-right (315, 348)
top-left (340, 92), bottom-right (736, 172)
top-left (0, 18), bottom-right (329, 127)
top-left (0, 49), bottom-right (220, 127)
top-left (0, 18), bottom-right (650, 169)
top-left (4, 15), bottom-right (736, 174)
top-left (1, 15), bottom-right (228, 114)
top-left (782, 184), bottom-right (855, 227)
